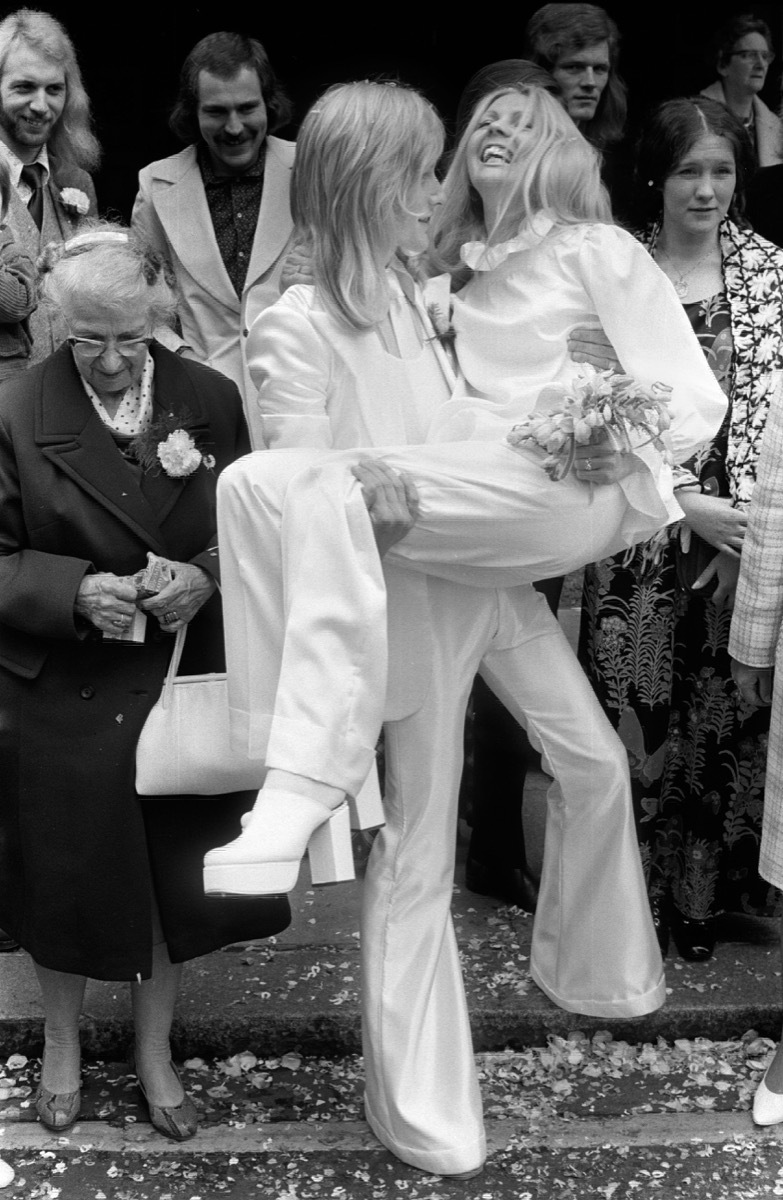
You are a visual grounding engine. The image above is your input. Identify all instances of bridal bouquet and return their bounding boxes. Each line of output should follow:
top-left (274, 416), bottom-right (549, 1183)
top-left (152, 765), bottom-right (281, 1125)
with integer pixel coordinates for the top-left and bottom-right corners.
top-left (506, 365), bottom-right (673, 482)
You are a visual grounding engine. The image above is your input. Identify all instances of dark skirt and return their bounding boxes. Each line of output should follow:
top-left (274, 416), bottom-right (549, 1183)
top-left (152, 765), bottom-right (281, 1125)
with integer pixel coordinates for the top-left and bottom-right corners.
top-left (0, 632), bottom-right (289, 980)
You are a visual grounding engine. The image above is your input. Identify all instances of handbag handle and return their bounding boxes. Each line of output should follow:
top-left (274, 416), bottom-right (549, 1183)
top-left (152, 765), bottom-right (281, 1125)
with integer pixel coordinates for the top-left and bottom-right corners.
top-left (160, 625), bottom-right (188, 709)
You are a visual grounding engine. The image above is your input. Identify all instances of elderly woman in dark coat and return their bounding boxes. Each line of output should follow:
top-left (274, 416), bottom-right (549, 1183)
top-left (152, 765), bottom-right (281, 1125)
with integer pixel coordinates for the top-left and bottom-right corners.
top-left (0, 226), bottom-right (289, 1140)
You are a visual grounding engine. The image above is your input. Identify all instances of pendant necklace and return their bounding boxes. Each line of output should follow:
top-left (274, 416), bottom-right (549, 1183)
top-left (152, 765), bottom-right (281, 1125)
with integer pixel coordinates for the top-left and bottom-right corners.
top-left (655, 245), bottom-right (720, 300)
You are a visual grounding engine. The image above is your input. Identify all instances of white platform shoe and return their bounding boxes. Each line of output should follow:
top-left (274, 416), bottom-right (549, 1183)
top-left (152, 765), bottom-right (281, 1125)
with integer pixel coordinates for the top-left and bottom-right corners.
top-left (203, 790), bottom-right (356, 896)
top-left (753, 1067), bottom-right (783, 1126)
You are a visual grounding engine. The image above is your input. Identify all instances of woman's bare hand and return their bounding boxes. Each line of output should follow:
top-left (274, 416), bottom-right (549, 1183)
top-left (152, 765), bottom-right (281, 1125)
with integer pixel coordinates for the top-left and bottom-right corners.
top-left (573, 428), bottom-right (637, 485)
top-left (139, 561), bottom-right (217, 631)
top-left (351, 457), bottom-right (420, 557)
top-left (677, 492), bottom-right (746, 554)
top-left (280, 237), bottom-right (314, 291)
top-left (75, 573), bottom-right (138, 634)
top-left (731, 659), bottom-right (773, 706)
top-left (691, 548), bottom-right (741, 609)
top-left (567, 323), bottom-right (622, 372)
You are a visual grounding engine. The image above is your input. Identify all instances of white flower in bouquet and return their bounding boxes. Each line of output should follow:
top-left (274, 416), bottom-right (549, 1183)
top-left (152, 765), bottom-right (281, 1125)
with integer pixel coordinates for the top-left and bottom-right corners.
top-left (507, 365), bottom-right (673, 482)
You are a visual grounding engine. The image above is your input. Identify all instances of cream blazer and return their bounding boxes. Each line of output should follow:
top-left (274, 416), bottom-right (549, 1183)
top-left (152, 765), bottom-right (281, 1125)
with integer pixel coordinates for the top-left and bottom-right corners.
top-left (131, 137), bottom-right (295, 415)
top-left (246, 274), bottom-right (457, 718)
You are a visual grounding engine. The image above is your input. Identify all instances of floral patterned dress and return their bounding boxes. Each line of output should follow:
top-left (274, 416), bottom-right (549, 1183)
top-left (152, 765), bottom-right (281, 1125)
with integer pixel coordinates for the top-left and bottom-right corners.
top-left (579, 290), bottom-right (781, 921)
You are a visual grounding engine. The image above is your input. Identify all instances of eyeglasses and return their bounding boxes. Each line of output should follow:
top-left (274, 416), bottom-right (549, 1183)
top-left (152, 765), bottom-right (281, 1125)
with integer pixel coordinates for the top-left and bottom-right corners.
top-left (729, 49), bottom-right (774, 65)
top-left (67, 335), bottom-right (151, 360)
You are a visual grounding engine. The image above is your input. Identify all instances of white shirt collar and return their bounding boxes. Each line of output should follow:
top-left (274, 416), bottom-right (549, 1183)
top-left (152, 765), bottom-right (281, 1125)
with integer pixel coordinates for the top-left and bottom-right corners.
top-left (461, 215), bottom-right (556, 271)
top-left (0, 139), bottom-right (50, 190)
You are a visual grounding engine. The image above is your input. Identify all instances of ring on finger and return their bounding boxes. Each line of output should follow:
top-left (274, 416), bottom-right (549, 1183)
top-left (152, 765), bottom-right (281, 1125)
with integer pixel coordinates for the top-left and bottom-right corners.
top-left (162, 610), bottom-right (179, 625)
top-left (584, 458), bottom-right (592, 471)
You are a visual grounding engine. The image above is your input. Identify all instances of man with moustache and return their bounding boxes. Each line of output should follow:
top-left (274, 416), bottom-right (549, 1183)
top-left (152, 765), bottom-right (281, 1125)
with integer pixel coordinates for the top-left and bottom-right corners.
top-left (132, 33), bottom-right (294, 425)
top-left (0, 8), bottom-right (99, 364)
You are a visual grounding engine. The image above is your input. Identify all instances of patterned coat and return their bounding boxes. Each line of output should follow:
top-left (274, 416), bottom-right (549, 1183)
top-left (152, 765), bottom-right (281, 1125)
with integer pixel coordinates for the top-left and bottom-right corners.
top-left (640, 218), bottom-right (783, 506)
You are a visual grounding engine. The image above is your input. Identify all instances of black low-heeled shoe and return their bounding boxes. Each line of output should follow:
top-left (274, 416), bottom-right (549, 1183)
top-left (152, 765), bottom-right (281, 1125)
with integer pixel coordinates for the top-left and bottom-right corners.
top-left (464, 855), bottom-right (540, 912)
top-left (670, 909), bottom-right (715, 962)
top-left (649, 896), bottom-right (670, 957)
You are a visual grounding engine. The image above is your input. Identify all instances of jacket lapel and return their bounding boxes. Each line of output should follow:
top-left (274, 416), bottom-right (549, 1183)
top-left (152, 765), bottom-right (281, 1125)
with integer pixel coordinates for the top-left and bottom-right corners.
top-left (151, 147), bottom-right (238, 311)
top-left (136, 345), bottom-right (213, 526)
top-left (5, 185), bottom-right (40, 253)
top-left (244, 136), bottom-right (294, 293)
top-left (35, 345), bottom-right (182, 554)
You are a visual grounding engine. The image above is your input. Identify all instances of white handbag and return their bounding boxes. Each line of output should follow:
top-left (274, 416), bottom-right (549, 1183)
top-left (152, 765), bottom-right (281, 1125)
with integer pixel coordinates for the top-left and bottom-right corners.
top-left (135, 625), bottom-right (264, 796)
top-left (135, 626), bottom-right (386, 827)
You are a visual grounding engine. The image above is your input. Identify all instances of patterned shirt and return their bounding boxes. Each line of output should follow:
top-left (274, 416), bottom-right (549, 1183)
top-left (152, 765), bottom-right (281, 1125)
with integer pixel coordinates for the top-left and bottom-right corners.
top-left (198, 147), bottom-right (264, 297)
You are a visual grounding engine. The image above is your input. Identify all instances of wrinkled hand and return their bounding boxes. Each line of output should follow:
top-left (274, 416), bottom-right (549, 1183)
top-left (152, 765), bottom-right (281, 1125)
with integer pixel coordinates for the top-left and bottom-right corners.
top-left (573, 429), bottom-right (637, 485)
top-left (567, 323), bottom-right (622, 372)
top-left (139, 561), bottom-right (217, 632)
top-left (75, 572), bottom-right (138, 635)
top-left (691, 548), bottom-right (740, 609)
top-left (351, 457), bottom-right (420, 557)
top-left (280, 237), bottom-right (314, 292)
top-left (731, 659), bottom-right (773, 706)
top-left (677, 492), bottom-right (746, 554)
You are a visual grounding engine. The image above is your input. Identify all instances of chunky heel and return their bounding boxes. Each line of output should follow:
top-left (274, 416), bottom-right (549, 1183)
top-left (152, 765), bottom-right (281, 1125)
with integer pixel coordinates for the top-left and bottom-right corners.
top-left (203, 789), bottom-right (355, 897)
top-left (308, 802), bottom-right (355, 884)
top-left (347, 765), bottom-right (385, 831)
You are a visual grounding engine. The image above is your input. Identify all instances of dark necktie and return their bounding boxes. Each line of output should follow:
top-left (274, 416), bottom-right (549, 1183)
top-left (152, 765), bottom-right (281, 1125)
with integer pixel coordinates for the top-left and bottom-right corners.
top-left (20, 162), bottom-right (44, 230)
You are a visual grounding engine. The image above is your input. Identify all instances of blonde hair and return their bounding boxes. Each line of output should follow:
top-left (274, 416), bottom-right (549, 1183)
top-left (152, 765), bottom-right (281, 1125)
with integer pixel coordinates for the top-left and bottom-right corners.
top-left (431, 84), bottom-right (612, 276)
top-left (292, 81), bottom-right (444, 330)
top-left (0, 9), bottom-right (101, 172)
top-left (39, 220), bottom-right (177, 328)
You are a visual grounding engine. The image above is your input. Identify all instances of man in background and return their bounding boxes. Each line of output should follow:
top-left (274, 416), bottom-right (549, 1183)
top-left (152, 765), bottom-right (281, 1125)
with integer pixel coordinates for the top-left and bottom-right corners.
top-left (132, 32), bottom-right (294, 426)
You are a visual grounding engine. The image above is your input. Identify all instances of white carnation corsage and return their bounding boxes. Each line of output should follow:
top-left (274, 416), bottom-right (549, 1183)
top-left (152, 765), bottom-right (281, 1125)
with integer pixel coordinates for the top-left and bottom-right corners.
top-left (59, 187), bottom-right (90, 217)
top-left (129, 412), bottom-right (215, 478)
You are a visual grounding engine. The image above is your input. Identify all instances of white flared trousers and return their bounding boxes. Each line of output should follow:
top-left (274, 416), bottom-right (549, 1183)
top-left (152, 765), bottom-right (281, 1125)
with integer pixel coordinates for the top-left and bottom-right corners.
top-left (217, 442), bottom-right (670, 796)
top-left (361, 579), bottom-right (664, 1175)
top-left (217, 447), bottom-right (665, 1176)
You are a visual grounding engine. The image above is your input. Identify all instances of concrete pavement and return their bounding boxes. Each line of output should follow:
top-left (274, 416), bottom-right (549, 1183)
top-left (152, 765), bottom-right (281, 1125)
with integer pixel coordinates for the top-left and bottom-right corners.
top-left (0, 818), bottom-right (779, 1061)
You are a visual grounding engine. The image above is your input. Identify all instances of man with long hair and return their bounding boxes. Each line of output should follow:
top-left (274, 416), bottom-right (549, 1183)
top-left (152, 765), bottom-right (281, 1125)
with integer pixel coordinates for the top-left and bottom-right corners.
top-left (132, 32), bottom-right (294, 423)
top-left (0, 8), bottom-right (99, 363)
top-left (524, 3), bottom-right (627, 149)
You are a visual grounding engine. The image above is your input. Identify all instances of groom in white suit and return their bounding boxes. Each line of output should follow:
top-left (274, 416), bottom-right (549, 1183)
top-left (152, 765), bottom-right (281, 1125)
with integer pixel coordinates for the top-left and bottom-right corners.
top-left (132, 33), bottom-right (294, 426)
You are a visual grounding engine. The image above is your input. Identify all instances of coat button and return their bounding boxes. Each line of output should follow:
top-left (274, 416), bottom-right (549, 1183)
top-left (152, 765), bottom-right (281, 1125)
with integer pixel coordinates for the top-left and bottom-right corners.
top-left (79, 686), bottom-right (95, 700)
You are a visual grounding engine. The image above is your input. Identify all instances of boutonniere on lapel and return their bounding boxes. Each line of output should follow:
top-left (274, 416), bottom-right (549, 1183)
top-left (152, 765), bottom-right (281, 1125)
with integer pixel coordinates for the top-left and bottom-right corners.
top-left (426, 302), bottom-right (457, 353)
top-left (59, 187), bottom-right (90, 218)
top-left (422, 274), bottom-right (456, 362)
top-left (128, 412), bottom-right (216, 478)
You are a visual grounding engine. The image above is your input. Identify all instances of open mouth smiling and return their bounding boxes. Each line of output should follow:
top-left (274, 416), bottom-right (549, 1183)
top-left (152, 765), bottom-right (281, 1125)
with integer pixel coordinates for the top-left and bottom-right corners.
top-left (481, 144), bottom-right (512, 165)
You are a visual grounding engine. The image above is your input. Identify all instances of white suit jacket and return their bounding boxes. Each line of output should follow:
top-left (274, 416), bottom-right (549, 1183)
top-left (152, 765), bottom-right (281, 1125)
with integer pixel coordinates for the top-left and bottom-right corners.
top-left (247, 274), bottom-right (458, 719)
top-left (131, 137), bottom-right (295, 417)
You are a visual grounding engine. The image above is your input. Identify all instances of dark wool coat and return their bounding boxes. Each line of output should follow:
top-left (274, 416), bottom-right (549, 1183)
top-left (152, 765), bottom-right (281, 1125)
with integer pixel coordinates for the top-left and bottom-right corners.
top-left (0, 342), bottom-right (289, 980)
